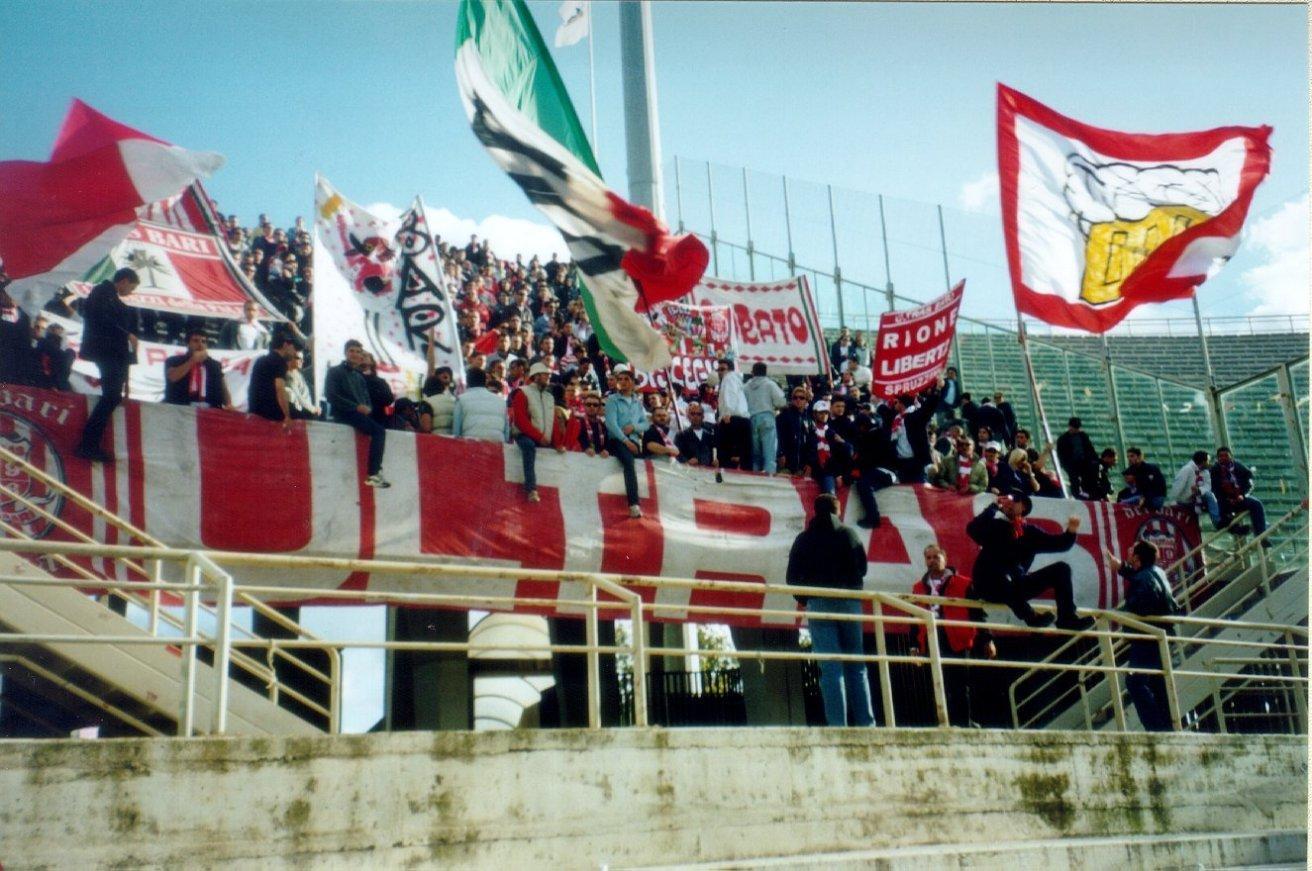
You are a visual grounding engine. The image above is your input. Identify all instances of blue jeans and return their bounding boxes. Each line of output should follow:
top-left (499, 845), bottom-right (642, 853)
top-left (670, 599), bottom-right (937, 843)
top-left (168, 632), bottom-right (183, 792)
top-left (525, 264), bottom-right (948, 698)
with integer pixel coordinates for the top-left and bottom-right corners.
top-left (750, 412), bottom-right (778, 474)
top-left (816, 474), bottom-right (837, 495)
top-left (1144, 495), bottom-right (1165, 510)
top-left (515, 434), bottom-right (538, 493)
top-left (1224, 496), bottom-right (1267, 536)
top-left (1179, 493), bottom-right (1222, 528)
top-left (806, 597), bottom-right (874, 727)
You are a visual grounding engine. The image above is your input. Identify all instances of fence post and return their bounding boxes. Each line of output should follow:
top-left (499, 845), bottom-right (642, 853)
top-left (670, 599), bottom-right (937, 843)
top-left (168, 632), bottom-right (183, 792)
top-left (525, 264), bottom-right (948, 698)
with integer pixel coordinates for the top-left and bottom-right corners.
top-left (630, 597), bottom-right (649, 727)
top-left (1275, 364), bottom-right (1308, 481)
top-left (1098, 616), bottom-right (1127, 732)
top-left (706, 162), bottom-right (719, 276)
top-left (147, 558), bottom-right (163, 636)
top-left (210, 562), bottom-right (233, 735)
top-left (923, 613), bottom-right (950, 728)
top-left (1102, 338), bottom-right (1128, 461)
top-left (586, 585), bottom-right (601, 729)
top-left (1210, 679), bottom-right (1228, 734)
top-left (782, 176), bottom-right (796, 277)
top-left (872, 600), bottom-right (896, 728)
top-left (826, 184), bottom-right (845, 328)
top-left (1159, 627), bottom-right (1182, 732)
top-left (179, 559), bottom-right (201, 737)
top-left (877, 194), bottom-right (894, 313)
top-left (1284, 630), bottom-right (1306, 733)
top-left (673, 156), bottom-right (684, 233)
top-left (742, 167), bottom-right (756, 282)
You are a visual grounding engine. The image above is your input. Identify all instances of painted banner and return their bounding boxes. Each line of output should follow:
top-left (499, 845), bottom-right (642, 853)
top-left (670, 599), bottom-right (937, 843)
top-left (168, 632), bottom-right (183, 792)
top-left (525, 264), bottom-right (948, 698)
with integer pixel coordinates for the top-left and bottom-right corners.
top-left (635, 302), bottom-right (736, 391)
top-left (871, 280), bottom-right (964, 399)
top-left (685, 276), bottom-right (827, 377)
top-left (998, 84), bottom-right (1271, 333)
top-left (313, 177), bottom-right (463, 400)
top-left (2, 386), bottom-right (1201, 626)
top-left (44, 314), bottom-right (263, 410)
top-left (74, 221), bottom-right (263, 319)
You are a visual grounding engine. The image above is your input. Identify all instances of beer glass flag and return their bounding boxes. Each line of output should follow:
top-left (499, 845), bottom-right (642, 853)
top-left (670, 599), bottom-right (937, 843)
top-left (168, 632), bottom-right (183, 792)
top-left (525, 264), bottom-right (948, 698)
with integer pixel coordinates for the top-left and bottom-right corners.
top-left (997, 84), bottom-right (1271, 333)
top-left (454, 0), bottom-right (709, 372)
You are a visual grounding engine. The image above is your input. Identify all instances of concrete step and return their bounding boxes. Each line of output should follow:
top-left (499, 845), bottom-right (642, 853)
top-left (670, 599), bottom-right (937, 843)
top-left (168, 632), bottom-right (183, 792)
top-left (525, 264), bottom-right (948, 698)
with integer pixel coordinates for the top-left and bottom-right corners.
top-left (632, 830), bottom-right (1306, 870)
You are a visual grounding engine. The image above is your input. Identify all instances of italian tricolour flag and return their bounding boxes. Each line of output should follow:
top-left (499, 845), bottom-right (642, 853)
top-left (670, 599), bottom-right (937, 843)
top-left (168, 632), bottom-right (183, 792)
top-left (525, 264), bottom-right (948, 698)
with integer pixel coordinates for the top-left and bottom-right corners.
top-left (454, 0), bottom-right (708, 372)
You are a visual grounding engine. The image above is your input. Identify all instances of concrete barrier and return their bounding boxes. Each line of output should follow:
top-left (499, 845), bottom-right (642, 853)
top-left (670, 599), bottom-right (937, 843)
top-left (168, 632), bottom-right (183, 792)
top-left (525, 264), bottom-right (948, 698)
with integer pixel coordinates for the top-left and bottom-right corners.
top-left (0, 728), bottom-right (1305, 869)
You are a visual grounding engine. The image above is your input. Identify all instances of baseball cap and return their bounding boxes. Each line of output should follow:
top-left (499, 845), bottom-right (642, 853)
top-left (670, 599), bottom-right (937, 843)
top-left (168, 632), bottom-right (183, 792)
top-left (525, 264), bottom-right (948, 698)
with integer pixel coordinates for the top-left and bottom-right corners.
top-left (985, 441), bottom-right (1003, 453)
top-left (812, 400), bottom-right (830, 413)
top-left (612, 364), bottom-right (632, 376)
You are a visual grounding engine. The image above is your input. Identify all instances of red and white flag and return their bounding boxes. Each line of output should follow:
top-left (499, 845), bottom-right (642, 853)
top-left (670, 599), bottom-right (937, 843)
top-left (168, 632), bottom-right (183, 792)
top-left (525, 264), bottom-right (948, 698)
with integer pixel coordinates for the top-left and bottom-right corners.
top-left (872, 280), bottom-right (964, 400)
top-left (997, 84), bottom-right (1271, 333)
top-left (0, 99), bottom-right (224, 316)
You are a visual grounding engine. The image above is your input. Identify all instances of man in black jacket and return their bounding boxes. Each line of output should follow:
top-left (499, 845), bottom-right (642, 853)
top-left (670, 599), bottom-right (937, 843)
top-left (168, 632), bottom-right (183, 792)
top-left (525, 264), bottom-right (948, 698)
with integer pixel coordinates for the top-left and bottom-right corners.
top-left (1056, 417), bottom-right (1098, 499)
top-left (888, 383), bottom-right (939, 484)
top-left (164, 329), bottom-right (232, 409)
top-left (966, 492), bottom-right (1094, 631)
top-left (76, 268), bottom-right (140, 462)
top-left (775, 388), bottom-right (811, 474)
top-left (1210, 447), bottom-right (1266, 537)
top-left (0, 263), bottom-right (35, 386)
top-left (324, 340), bottom-right (390, 488)
top-left (33, 322), bottom-right (74, 391)
top-left (1125, 447), bottom-right (1167, 510)
top-left (673, 401), bottom-right (717, 467)
top-left (852, 412), bottom-right (897, 529)
top-left (786, 493), bottom-right (873, 727)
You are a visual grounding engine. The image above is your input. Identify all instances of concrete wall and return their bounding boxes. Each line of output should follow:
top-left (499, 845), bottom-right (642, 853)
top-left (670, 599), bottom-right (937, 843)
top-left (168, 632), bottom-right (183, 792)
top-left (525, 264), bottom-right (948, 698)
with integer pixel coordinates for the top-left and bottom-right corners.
top-left (0, 728), bottom-right (1305, 869)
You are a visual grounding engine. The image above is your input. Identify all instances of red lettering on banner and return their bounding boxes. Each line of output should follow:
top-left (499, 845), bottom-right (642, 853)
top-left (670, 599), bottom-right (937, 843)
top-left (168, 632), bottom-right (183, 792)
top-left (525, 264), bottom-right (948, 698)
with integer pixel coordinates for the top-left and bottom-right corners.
top-left (733, 303), bottom-right (757, 344)
top-left (754, 310), bottom-right (778, 344)
top-left (873, 281), bottom-right (965, 400)
top-left (197, 413), bottom-right (312, 551)
top-left (693, 499), bottom-right (772, 537)
top-left (787, 307), bottom-right (808, 344)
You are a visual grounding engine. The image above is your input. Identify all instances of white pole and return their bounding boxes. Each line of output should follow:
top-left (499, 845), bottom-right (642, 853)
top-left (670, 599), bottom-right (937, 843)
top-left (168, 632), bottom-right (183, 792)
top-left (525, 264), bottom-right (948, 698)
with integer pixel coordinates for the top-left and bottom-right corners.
top-left (587, 4), bottom-right (598, 160)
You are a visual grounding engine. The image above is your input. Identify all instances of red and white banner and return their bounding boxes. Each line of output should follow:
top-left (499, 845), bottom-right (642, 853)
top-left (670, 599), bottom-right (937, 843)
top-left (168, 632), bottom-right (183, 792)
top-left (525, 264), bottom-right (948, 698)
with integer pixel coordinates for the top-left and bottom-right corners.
top-left (0, 99), bottom-right (224, 318)
top-left (686, 276), bottom-right (828, 377)
top-left (73, 221), bottom-right (262, 319)
top-left (998, 84), bottom-right (1271, 333)
top-left (636, 302), bottom-right (736, 391)
top-left (872, 280), bottom-right (964, 399)
top-left (3, 386), bottom-right (1200, 626)
top-left (44, 314), bottom-right (262, 410)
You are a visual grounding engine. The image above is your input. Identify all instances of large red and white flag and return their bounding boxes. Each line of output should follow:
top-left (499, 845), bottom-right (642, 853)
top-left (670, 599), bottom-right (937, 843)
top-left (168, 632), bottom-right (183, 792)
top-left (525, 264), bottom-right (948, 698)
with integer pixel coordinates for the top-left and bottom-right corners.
top-left (0, 100), bottom-right (224, 316)
top-left (872, 280), bottom-right (964, 400)
top-left (997, 84), bottom-right (1271, 333)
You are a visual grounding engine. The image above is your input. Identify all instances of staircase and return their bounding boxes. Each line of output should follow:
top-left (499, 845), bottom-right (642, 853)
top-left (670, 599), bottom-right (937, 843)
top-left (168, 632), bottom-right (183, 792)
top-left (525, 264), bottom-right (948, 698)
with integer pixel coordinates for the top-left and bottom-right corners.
top-left (0, 444), bottom-right (335, 737)
top-left (1009, 505), bottom-right (1309, 733)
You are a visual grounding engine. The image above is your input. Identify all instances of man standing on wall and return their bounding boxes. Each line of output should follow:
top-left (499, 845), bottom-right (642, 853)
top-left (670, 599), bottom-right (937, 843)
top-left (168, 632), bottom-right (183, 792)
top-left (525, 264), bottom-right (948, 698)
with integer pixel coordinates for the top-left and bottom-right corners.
top-left (76, 267), bottom-right (140, 463)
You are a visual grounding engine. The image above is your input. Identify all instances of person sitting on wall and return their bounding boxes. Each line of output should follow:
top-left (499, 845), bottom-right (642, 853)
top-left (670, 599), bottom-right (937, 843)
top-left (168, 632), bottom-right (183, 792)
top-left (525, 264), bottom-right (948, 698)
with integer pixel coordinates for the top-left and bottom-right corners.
top-left (966, 492), bottom-right (1094, 631)
top-left (164, 329), bottom-right (232, 410)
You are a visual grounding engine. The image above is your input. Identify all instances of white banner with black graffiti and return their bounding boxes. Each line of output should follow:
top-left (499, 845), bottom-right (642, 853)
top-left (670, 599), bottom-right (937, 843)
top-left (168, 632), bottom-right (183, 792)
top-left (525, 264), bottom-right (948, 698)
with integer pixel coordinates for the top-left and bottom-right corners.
top-left (312, 176), bottom-right (463, 400)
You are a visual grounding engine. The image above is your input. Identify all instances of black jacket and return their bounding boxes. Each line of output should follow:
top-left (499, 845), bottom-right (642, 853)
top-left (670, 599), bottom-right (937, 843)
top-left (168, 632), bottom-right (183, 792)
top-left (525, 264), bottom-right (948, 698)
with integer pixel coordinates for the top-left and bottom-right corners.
top-left (974, 402), bottom-right (1007, 443)
top-left (966, 503), bottom-right (1075, 585)
top-left (79, 280), bottom-right (137, 364)
top-left (674, 423), bottom-right (717, 466)
top-left (903, 387), bottom-right (939, 465)
top-left (162, 355), bottom-right (227, 408)
top-left (776, 407), bottom-right (810, 472)
top-left (1129, 460), bottom-right (1167, 501)
top-left (33, 334), bottom-right (73, 391)
top-left (1210, 460), bottom-right (1255, 505)
top-left (0, 307), bottom-right (33, 384)
top-left (1057, 430), bottom-right (1097, 478)
top-left (786, 512), bottom-right (867, 596)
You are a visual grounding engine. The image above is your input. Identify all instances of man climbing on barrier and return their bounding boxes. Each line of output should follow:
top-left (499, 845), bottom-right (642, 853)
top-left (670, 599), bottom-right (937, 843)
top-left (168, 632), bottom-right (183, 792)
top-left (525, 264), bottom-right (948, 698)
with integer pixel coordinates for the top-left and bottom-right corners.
top-left (966, 492), bottom-right (1095, 632)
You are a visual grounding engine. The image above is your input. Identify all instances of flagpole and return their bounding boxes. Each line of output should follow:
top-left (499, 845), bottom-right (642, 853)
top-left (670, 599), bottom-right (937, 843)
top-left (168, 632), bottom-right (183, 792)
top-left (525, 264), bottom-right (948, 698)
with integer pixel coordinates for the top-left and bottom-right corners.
top-left (587, 5), bottom-right (598, 160)
top-left (1016, 314), bottom-right (1067, 497)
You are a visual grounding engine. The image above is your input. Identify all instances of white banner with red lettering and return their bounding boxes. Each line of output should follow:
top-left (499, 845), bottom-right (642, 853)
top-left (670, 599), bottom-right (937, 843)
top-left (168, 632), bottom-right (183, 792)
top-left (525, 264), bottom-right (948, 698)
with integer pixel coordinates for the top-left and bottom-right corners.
top-left (872, 280), bottom-right (964, 399)
top-left (46, 314), bottom-right (262, 410)
top-left (685, 276), bottom-right (828, 377)
top-left (3, 387), bottom-right (1202, 625)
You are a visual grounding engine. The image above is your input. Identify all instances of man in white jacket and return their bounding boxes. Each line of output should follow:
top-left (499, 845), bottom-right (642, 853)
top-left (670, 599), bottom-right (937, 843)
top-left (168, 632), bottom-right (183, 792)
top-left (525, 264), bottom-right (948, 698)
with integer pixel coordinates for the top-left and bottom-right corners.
top-left (715, 358), bottom-right (751, 470)
top-left (744, 362), bottom-right (787, 474)
top-left (453, 367), bottom-right (509, 443)
top-left (1169, 450), bottom-right (1222, 529)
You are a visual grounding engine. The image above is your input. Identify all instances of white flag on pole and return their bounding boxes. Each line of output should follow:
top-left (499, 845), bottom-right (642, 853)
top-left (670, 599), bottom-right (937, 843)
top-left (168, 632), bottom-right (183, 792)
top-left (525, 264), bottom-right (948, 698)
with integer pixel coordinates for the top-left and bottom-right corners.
top-left (555, 0), bottom-right (590, 47)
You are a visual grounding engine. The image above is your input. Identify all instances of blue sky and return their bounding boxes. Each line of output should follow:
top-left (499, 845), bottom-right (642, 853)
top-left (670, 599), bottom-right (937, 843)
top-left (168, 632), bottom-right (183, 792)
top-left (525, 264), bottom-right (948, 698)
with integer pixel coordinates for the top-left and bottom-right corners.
top-left (2, 1), bottom-right (1307, 327)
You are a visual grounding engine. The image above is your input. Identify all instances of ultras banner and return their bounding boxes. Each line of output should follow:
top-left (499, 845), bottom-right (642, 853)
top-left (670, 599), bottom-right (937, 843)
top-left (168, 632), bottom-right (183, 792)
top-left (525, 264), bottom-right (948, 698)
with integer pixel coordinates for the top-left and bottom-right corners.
top-left (872, 280), bottom-right (964, 400)
top-left (3, 386), bottom-right (1200, 626)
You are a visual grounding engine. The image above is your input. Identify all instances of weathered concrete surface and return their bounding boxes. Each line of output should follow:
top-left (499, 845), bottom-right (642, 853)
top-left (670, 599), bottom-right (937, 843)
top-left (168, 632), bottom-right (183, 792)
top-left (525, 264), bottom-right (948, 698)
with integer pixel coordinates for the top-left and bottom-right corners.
top-left (0, 728), bottom-right (1305, 869)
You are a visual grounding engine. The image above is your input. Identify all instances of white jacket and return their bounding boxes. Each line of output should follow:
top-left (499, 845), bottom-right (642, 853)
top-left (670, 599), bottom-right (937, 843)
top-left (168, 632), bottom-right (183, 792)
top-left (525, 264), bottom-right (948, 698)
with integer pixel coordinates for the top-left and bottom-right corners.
top-left (454, 387), bottom-right (507, 442)
top-left (1168, 460), bottom-right (1212, 504)
top-left (718, 370), bottom-right (749, 419)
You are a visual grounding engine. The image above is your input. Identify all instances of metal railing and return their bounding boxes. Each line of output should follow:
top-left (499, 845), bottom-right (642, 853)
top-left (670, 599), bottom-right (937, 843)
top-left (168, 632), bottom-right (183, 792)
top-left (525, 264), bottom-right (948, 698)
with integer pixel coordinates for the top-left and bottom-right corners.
top-left (0, 532), bottom-right (1304, 737)
top-left (0, 443), bottom-right (340, 734)
top-left (1007, 502), bottom-right (1308, 731)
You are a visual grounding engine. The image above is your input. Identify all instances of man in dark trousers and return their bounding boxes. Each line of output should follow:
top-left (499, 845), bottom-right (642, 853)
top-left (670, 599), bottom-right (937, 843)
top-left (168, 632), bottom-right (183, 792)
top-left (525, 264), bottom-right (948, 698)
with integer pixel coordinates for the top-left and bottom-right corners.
top-left (324, 339), bottom-right (390, 488)
top-left (247, 332), bottom-right (301, 427)
top-left (1056, 417), bottom-right (1097, 498)
top-left (1125, 447), bottom-right (1167, 510)
top-left (1210, 446), bottom-right (1267, 538)
top-left (164, 329), bottom-right (232, 409)
top-left (0, 261), bottom-right (35, 386)
top-left (888, 383), bottom-right (939, 484)
top-left (966, 492), bottom-right (1094, 631)
top-left (76, 267), bottom-right (140, 462)
top-left (775, 387), bottom-right (811, 474)
top-left (786, 492), bottom-right (874, 727)
top-left (1105, 539), bottom-right (1178, 731)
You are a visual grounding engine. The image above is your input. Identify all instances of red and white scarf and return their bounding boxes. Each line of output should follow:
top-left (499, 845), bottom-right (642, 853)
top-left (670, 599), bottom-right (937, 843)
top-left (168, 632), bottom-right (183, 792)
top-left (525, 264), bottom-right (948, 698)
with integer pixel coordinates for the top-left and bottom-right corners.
top-left (814, 423), bottom-right (832, 467)
top-left (188, 361), bottom-right (208, 402)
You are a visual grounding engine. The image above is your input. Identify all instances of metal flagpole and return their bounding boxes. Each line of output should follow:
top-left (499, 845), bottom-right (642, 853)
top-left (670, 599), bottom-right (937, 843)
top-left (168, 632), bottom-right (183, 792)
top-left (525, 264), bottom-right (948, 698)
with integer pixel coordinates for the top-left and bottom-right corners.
top-left (937, 204), bottom-right (961, 374)
top-left (587, 2), bottom-right (598, 160)
top-left (1017, 314), bottom-right (1067, 497)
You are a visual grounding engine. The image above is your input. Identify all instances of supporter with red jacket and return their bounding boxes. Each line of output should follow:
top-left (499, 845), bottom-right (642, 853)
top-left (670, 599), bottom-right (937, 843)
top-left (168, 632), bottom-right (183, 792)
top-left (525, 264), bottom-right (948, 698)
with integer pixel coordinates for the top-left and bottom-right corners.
top-left (510, 361), bottom-right (565, 502)
top-left (910, 543), bottom-right (995, 726)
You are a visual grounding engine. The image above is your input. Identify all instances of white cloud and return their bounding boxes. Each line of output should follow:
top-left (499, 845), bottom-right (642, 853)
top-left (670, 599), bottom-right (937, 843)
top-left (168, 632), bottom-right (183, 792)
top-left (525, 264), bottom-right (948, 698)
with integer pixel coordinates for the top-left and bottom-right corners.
top-left (957, 170), bottom-right (1000, 214)
top-left (1239, 193), bottom-right (1309, 316)
top-left (366, 202), bottom-right (566, 264)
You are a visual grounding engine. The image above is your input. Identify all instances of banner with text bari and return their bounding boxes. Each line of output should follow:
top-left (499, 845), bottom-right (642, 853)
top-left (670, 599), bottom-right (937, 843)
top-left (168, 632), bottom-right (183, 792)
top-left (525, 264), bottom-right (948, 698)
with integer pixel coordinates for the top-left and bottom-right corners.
top-left (312, 176), bottom-right (464, 402)
top-left (47, 313), bottom-right (263, 411)
top-left (685, 276), bottom-right (828, 377)
top-left (0, 386), bottom-right (1201, 626)
top-left (872, 280), bottom-right (964, 400)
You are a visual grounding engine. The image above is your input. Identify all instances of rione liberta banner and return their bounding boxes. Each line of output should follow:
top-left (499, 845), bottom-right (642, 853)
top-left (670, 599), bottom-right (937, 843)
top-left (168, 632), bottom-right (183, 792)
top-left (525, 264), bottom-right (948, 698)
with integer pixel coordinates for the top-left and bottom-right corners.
top-left (2, 387), bottom-right (1199, 625)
